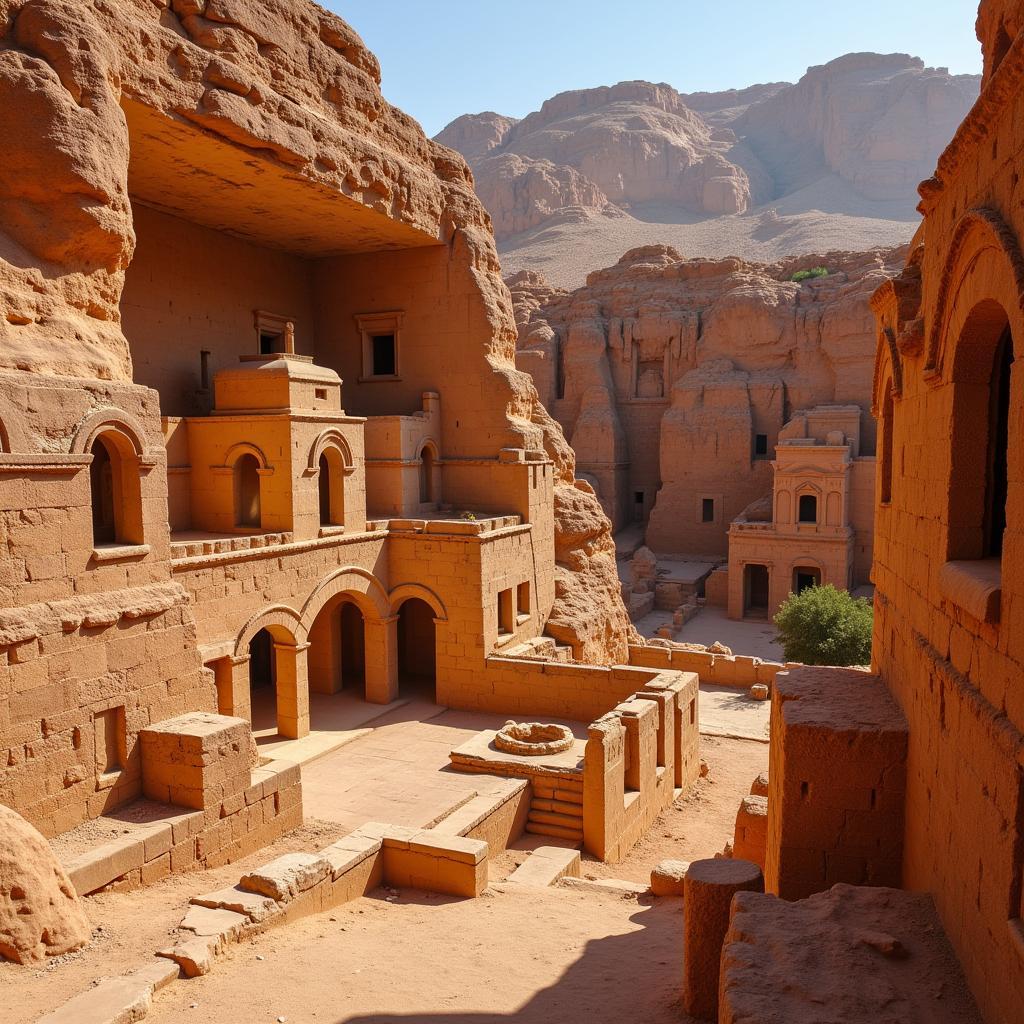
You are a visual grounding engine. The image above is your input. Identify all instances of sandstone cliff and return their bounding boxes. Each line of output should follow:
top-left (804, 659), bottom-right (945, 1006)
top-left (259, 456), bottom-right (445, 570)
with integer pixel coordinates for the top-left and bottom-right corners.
top-left (0, 0), bottom-right (632, 663)
top-left (435, 57), bottom-right (978, 287)
top-left (511, 244), bottom-right (907, 555)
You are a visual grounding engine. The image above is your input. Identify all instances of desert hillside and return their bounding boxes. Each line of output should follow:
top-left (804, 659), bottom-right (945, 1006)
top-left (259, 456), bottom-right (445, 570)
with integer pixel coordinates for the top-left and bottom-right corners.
top-left (436, 54), bottom-right (979, 287)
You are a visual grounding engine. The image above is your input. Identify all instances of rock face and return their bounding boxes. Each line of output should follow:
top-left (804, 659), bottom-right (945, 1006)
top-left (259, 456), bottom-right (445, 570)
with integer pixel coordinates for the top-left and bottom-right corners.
top-left (511, 244), bottom-right (906, 555)
top-left (435, 57), bottom-right (978, 287)
top-left (0, 0), bottom-right (632, 665)
top-left (0, 804), bottom-right (90, 963)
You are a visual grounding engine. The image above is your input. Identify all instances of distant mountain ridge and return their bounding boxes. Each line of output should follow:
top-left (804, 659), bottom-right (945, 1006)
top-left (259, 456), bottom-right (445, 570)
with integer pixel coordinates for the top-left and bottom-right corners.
top-left (434, 54), bottom-right (980, 287)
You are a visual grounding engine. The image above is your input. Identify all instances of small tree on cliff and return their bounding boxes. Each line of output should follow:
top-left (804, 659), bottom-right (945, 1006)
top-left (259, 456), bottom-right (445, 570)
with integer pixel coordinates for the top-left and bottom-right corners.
top-left (773, 584), bottom-right (873, 666)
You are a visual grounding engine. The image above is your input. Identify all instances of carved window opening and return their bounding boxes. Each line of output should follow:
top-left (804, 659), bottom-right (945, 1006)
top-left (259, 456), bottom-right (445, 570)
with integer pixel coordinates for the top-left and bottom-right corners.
top-left (702, 498), bottom-right (715, 523)
top-left (754, 433), bottom-right (769, 459)
top-left (987, 327), bottom-right (1012, 557)
top-left (947, 302), bottom-right (1013, 563)
top-left (793, 566), bottom-right (821, 594)
top-left (254, 311), bottom-right (296, 355)
top-left (798, 494), bottom-right (818, 524)
top-left (318, 447), bottom-right (346, 528)
top-left (234, 453), bottom-right (262, 529)
top-left (497, 588), bottom-right (515, 637)
top-left (880, 388), bottom-right (895, 505)
top-left (357, 312), bottom-right (403, 381)
top-left (419, 445), bottom-right (436, 504)
top-left (90, 432), bottom-right (144, 547)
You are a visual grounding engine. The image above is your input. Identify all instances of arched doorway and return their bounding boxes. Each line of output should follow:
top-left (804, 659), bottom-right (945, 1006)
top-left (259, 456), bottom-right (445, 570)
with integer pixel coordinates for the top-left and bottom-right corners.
top-left (234, 453), bottom-right (261, 528)
top-left (307, 597), bottom-right (367, 708)
top-left (318, 446), bottom-right (346, 528)
top-left (247, 625), bottom-right (304, 739)
top-left (397, 597), bottom-right (436, 700)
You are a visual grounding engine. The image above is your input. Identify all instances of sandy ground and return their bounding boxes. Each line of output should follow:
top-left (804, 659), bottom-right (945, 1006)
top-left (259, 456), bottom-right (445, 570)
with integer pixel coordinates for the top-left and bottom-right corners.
top-left (499, 175), bottom-right (918, 289)
top-left (3, 817), bottom-right (348, 1024)
top-left (674, 606), bottom-right (784, 662)
top-left (145, 887), bottom-right (688, 1024)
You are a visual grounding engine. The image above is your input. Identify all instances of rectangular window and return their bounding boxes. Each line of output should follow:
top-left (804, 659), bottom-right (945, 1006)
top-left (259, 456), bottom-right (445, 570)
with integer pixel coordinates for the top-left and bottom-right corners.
top-left (314, 387), bottom-right (328, 401)
top-left (372, 334), bottom-right (396, 376)
top-left (259, 331), bottom-right (280, 355)
top-left (254, 310), bottom-right (295, 355)
top-left (357, 312), bottom-right (404, 380)
top-left (754, 433), bottom-right (769, 458)
top-left (94, 706), bottom-right (124, 776)
top-left (516, 581), bottom-right (531, 617)
top-left (498, 588), bottom-right (515, 636)
top-left (702, 498), bottom-right (715, 523)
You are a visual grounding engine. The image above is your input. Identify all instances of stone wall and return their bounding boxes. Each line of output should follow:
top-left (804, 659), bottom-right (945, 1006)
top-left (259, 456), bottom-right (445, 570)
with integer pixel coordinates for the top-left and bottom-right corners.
top-left (865, 5), bottom-right (1024, 1016)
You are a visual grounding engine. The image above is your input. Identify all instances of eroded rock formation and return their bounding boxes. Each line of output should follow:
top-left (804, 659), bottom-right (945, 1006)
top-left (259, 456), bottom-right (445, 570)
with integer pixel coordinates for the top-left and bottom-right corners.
top-left (0, 804), bottom-right (90, 963)
top-left (0, 0), bottom-right (631, 664)
top-left (512, 244), bottom-right (906, 555)
top-left (435, 58), bottom-right (978, 287)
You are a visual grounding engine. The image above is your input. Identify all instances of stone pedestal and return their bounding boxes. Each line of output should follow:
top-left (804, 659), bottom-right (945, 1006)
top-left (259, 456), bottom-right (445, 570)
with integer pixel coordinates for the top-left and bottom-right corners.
top-left (140, 712), bottom-right (250, 810)
top-left (683, 858), bottom-right (764, 1020)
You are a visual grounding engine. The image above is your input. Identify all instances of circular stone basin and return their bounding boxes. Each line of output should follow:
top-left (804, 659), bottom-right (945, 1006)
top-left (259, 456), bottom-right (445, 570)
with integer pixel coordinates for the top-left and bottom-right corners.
top-left (494, 720), bottom-right (574, 756)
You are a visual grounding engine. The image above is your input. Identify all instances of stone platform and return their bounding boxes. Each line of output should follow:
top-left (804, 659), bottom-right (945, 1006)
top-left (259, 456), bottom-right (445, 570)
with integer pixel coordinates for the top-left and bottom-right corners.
top-left (720, 884), bottom-right (983, 1023)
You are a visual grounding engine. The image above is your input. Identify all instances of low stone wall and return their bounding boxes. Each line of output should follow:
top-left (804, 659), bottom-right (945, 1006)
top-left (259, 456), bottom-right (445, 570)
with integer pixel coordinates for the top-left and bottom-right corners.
top-left (628, 643), bottom-right (785, 689)
top-left (63, 713), bottom-right (302, 894)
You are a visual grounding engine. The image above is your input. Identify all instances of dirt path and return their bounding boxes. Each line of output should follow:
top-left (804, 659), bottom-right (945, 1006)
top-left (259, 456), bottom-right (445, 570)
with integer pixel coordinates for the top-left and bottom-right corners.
top-left (146, 887), bottom-right (687, 1024)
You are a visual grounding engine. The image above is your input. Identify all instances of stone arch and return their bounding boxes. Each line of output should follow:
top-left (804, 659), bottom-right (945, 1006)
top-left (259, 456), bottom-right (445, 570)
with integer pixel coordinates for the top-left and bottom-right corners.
top-left (224, 441), bottom-right (271, 470)
top-left (389, 583), bottom-right (448, 622)
top-left (417, 439), bottom-right (440, 504)
top-left (307, 429), bottom-right (354, 474)
top-left (872, 326), bottom-right (902, 415)
top-left (70, 407), bottom-right (153, 462)
top-left (300, 567), bottom-right (390, 632)
top-left (924, 207), bottom-right (1024, 382)
top-left (233, 604), bottom-right (305, 658)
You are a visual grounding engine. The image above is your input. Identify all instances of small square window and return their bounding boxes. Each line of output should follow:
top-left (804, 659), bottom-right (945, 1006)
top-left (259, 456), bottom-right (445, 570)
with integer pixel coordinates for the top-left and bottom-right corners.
top-left (357, 312), bottom-right (403, 381)
top-left (314, 387), bottom-right (328, 400)
top-left (702, 498), bottom-right (715, 523)
top-left (754, 433), bottom-right (769, 457)
top-left (372, 334), bottom-right (396, 376)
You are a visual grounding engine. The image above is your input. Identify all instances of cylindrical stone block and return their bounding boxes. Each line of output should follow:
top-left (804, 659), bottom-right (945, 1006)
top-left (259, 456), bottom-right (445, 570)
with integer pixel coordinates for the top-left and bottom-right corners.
top-left (683, 858), bottom-right (764, 1020)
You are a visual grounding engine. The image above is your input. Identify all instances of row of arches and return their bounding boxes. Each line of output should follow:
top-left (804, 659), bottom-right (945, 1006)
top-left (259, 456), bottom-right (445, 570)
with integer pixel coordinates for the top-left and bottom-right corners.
top-left (215, 571), bottom-right (448, 741)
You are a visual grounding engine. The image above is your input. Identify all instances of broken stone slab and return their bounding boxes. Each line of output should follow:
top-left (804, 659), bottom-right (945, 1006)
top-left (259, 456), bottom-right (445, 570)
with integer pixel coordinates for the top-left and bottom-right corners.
top-left (321, 835), bottom-right (382, 880)
top-left (750, 772), bottom-right (769, 797)
top-left (238, 852), bottom-right (331, 902)
top-left (505, 846), bottom-right (581, 888)
top-left (651, 858), bottom-right (690, 896)
top-left (749, 683), bottom-right (769, 700)
top-left (560, 876), bottom-right (649, 898)
top-left (190, 885), bottom-right (282, 923)
top-left (156, 933), bottom-right (221, 978)
top-left (37, 958), bottom-right (180, 1024)
top-left (178, 904), bottom-right (248, 942)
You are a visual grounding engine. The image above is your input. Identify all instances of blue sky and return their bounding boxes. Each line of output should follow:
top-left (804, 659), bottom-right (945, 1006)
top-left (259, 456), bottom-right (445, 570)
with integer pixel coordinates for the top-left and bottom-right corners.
top-left (323, 1), bottom-right (983, 138)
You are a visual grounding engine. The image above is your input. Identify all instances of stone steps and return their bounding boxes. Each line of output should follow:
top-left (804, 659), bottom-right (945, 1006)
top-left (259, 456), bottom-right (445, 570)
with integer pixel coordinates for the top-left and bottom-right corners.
top-left (525, 821), bottom-right (584, 841)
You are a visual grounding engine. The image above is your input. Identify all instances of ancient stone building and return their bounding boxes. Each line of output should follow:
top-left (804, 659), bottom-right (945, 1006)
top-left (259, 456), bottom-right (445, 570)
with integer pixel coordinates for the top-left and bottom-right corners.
top-left (722, 404), bottom-right (875, 618)
top-left (730, 3), bottom-right (1024, 1019)
top-left (511, 247), bottom-right (900, 563)
top-left (0, 0), bottom-right (649, 850)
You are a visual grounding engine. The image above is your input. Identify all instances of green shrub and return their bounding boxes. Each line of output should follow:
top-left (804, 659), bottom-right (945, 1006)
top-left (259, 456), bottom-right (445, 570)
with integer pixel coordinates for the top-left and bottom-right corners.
top-left (773, 583), bottom-right (872, 666)
top-left (790, 266), bottom-right (829, 283)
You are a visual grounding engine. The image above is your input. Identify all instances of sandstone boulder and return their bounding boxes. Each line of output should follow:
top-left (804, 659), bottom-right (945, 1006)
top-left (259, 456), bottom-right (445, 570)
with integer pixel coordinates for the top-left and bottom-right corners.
top-left (0, 803), bottom-right (91, 964)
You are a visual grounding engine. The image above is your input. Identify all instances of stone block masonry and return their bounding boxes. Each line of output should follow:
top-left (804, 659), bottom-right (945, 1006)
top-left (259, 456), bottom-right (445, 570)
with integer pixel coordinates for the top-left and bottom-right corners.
top-left (764, 667), bottom-right (907, 900)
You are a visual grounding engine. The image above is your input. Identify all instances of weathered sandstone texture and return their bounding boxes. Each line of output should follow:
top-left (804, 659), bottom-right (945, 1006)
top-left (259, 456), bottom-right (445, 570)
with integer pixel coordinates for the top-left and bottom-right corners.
top-left (0, 0), bottom-right (632, 686)
top-left (720, 886), bottom-right (983, 1024)
top-left (511, 244), bottom-right (905, 557)
top-left (0, 804), bottom-right (90, 963)
top-left (861, 1), bottom-right (1024, 1017)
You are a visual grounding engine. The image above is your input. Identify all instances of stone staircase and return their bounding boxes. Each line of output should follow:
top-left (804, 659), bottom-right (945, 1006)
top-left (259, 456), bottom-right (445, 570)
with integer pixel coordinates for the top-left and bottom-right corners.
top-left (525, 775), bottom-right (584, 842)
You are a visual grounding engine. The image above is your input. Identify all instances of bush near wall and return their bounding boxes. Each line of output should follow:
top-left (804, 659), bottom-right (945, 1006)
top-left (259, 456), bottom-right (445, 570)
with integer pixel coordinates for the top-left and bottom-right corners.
top-left (773, 584), bottom-right (872, 666)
